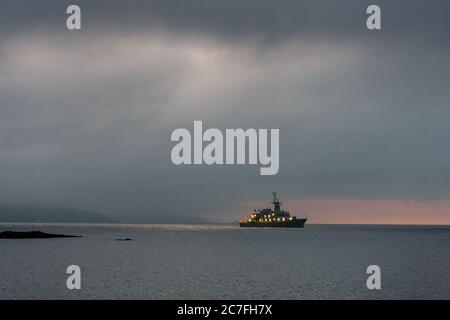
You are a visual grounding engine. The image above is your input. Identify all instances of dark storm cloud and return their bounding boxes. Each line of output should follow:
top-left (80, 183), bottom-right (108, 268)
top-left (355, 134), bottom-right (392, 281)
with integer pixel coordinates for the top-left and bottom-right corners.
top-left (1, 0), bottom-right (450, 43)
top-left (0, 0), bottom-right (449, 221)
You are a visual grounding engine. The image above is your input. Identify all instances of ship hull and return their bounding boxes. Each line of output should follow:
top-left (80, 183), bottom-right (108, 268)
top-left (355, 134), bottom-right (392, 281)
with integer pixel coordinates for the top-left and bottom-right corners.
top-left (240, 218), bottom-right (307, 228)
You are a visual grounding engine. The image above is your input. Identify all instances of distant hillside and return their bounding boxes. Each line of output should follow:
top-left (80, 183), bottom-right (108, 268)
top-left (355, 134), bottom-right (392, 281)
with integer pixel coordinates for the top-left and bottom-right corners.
top-left (0, 205), bottom-right (116, 223)
top-left (0, 205), bottom-right (211, 224)
top-left (109, 213), bottom-right (212, 224)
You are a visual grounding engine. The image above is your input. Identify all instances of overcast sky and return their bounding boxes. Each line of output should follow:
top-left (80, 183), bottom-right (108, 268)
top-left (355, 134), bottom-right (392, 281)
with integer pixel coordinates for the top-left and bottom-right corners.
top-left (0, 0), bottom-right (449, 224)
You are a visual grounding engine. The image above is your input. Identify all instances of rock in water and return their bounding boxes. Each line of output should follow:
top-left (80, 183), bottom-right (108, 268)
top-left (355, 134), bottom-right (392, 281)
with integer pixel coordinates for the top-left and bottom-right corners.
top-left (115, 238), bottom-right (132, 241)
top-left (0, 231), bottom-right (81, 239)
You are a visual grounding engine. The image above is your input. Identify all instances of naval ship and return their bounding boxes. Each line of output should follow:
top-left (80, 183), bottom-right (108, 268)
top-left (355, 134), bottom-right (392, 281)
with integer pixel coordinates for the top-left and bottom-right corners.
top-left (240, 191), bottom-right (307, 228)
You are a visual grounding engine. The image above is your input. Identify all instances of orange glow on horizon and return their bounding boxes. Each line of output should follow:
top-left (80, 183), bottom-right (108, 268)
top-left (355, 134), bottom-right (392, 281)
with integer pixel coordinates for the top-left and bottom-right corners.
top-left (239, 198), bottom-right (450, 225)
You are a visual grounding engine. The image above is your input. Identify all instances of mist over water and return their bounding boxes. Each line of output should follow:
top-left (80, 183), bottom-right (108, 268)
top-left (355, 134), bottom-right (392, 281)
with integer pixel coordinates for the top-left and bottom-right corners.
top-left (0, 224), bottom-right (449, 299)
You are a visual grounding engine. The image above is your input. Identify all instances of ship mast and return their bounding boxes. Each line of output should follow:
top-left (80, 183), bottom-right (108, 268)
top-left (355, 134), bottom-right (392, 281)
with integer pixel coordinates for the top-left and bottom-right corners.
top-left (271, 190), bottom-right (282, 214)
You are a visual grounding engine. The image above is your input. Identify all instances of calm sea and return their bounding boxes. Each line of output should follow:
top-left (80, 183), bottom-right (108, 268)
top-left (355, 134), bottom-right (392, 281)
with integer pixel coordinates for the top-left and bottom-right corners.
top-left (0, 223), bottom-right (449, 299)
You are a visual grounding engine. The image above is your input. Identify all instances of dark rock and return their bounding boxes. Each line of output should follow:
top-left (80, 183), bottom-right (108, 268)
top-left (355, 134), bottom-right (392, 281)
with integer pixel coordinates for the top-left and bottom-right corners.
top-left (115, 238), bottom-right (132, 241)
top-left (0, 231), bottom-right (81, 239)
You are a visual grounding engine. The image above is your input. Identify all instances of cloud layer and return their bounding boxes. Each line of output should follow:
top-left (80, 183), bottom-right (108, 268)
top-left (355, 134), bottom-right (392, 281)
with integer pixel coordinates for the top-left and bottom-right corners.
top-left (0, 1), bottom-right (449, 223)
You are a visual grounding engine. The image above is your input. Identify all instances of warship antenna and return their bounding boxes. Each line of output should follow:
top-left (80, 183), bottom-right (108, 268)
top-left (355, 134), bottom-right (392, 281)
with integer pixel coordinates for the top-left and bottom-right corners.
top-left (272, 189), bottom-right (282, 213)
top-left (271, 189), bottom-right (282, 204)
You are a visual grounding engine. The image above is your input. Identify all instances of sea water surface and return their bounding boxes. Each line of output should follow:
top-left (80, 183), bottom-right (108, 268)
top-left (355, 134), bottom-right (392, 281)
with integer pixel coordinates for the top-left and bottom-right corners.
top-left (0, 223), bottom-right (449, 299)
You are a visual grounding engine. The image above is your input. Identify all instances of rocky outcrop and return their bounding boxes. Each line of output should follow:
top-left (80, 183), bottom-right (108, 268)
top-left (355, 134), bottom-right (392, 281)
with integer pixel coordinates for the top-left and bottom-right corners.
top-left (0, 231), bottom-right (81, 239)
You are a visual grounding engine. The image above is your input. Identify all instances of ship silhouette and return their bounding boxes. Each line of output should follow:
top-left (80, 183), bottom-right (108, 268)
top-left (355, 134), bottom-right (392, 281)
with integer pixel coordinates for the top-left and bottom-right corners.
top-left (240, 191), bottom-right (307, 228)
